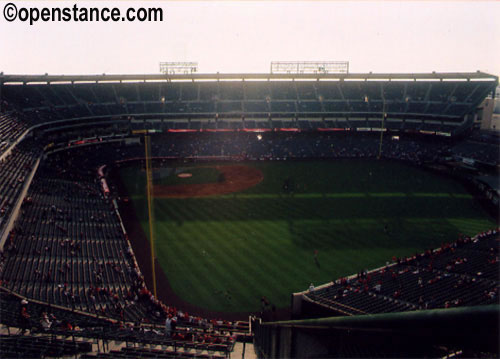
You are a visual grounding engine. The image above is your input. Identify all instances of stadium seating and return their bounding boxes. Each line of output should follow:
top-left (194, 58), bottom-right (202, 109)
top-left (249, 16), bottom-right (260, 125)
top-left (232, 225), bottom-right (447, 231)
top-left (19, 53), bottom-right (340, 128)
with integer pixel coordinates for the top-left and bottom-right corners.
top-left (0, 334), bottom-right (92, 358)
top-left (0, 157), bottom-right (160, 323)
top-left (451, 140), bottom-right (500, 165)
top-left (1, 77), bottom-right (495, 128)
top-left (303, 230), bottom-right (499, 316)
top-left (0, 113), bottom-right (29, 154)
top-left (0, 142), bottom-right (246, 357)
top-left (0, 289), bottom-right (237, 358)
top-left (0, 140), bottom-right (41, 237)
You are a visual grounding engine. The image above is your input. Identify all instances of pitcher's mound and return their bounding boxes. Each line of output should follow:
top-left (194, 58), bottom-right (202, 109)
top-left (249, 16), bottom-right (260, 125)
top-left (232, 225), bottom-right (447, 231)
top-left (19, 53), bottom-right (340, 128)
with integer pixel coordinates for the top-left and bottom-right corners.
top-left (177, 173), bottom-right (193, 178)
top-left (155, 165), bottom-right (263, 198)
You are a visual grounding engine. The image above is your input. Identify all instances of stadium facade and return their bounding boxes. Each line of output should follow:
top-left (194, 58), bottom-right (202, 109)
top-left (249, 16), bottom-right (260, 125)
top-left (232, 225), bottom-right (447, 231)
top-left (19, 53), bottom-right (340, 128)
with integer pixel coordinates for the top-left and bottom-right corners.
top-left (1, 71), bottom-right (497, 137)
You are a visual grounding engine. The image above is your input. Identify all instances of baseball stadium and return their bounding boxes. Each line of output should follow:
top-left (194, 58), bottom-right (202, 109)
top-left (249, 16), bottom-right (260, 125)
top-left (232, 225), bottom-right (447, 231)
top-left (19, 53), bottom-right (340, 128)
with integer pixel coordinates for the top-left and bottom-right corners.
top-left (0, 69), bottom-right (499, 358)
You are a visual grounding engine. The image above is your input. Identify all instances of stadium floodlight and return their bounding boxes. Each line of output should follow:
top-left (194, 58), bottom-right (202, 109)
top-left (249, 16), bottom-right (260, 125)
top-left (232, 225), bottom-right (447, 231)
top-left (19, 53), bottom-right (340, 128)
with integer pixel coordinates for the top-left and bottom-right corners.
top-left (159, 62), bottom-right (198, 75)
top-left (270, 61), bottom-right (349, 74)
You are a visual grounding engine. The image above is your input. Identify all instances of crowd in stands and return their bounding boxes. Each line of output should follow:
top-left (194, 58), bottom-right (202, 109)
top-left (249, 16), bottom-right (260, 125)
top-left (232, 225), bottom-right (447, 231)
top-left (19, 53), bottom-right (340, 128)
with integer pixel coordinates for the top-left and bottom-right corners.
top-left (145, 132), bottom-right (445, 164)
top-left (0, 290), bottom-right (240, 357)
top-left (304, 229), bottom-right (499, 316)
top-left (0, 289), bottom-right (239, 358)
top-left (45, 128), bottom-right (500, 166)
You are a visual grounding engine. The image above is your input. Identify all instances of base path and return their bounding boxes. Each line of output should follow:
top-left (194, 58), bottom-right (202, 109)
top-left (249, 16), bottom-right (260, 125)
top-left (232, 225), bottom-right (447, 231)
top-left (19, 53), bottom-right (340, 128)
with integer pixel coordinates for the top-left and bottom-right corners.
top-left (154, 165), bottom-right (264, 198)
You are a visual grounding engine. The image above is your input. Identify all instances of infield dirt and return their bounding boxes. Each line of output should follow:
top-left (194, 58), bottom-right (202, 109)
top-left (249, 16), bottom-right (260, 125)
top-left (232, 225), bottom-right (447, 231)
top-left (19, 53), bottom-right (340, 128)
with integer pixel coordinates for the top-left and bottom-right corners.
top-left (153, 165), bottom-right (263, 198)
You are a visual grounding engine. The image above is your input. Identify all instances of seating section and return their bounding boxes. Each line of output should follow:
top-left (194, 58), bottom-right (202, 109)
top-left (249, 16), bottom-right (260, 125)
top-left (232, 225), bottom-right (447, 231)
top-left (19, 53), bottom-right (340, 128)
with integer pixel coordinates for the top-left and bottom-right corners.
top-left (0, 156), bottom-right (156, 323)
top-left (1, 80), bottom-right (494, 128)
top-left (145, 132), bottom-right (444, 164)
top-left (0, 334), bottom-right (92, 358)
top-left (0, 112), bottom-right (29, 154)
top-left (452, 140), bottom-right (500, 165)
top-left (82, 346), bottom-right (227, 359)
top-left (23, 130), bottom-right (447, 165)
top-left (0, 289), bottom-right (237, 358)
top-left (0, 146), bottom-right (242, 357)
top-left (305, 230), bottom-right (499, 315)
top-left (0, 289), bottom-right (116, 330)
top-left (0, 140), bottom-right (40, 236)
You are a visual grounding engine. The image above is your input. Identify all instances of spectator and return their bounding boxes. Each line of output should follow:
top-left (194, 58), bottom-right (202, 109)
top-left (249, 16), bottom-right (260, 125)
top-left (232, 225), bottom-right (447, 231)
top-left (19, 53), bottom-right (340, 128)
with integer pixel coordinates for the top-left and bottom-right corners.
top-left (40, 312), bottom-right (52, 331)
top-left (18, 299), bottom-right (31, 334)
top-left (165, 315), bottom-right (172, 337)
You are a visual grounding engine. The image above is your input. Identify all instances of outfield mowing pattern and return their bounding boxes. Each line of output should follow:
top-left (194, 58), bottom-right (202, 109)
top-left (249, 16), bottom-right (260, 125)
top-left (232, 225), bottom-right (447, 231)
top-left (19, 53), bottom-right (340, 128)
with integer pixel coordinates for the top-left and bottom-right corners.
top-left (120, 160), bottom-right (496, 313)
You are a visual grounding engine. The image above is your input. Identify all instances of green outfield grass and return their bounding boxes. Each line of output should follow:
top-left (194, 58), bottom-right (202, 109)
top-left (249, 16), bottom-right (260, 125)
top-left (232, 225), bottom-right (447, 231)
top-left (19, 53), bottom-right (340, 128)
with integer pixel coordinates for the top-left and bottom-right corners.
top-left (120, 160), bottom-right (496, 313)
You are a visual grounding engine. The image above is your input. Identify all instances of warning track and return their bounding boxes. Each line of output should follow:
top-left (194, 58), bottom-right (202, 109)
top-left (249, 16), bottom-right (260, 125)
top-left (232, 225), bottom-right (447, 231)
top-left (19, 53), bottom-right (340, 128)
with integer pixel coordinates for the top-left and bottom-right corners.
top-left (153, 165), bottom-right (263, 198)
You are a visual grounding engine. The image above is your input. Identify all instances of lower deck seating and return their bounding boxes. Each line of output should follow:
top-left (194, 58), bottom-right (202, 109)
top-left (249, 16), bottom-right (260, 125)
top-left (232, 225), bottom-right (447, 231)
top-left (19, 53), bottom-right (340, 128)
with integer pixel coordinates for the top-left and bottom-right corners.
top-left (0, 334), bottom-right (92, 359)
top-left (0, 140), bottom-right (40, 235)
top-left (0, 289), bottom-right (236, 357)
top-left (0, 112), bottom-right (29, 155)
top-left (0, 157), bottom-right (154, 323)
top-left (81, 346), bottom-right (228, 359)
top-left (305, 230), bottom-right (499, 315)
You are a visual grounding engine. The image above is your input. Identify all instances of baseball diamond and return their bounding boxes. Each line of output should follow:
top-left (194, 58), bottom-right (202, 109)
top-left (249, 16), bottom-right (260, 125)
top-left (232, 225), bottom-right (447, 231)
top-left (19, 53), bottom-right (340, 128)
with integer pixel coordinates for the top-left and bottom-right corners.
top-left (116, 159), bottom-right (495, 315)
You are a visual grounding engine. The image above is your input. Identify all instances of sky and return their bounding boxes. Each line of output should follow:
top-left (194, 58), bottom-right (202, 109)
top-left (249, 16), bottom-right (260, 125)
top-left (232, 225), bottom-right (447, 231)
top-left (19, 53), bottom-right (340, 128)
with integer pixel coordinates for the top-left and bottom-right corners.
top-left (0, 1), bottom-right (499, 76)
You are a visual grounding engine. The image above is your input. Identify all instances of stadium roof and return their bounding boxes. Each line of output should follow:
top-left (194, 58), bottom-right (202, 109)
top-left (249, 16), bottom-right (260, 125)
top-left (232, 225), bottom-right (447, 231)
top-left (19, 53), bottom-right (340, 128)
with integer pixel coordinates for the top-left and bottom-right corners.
top-left (1, 71), bottom-right (497, 135)
top-left (1, 71), bottom-right (498, 85)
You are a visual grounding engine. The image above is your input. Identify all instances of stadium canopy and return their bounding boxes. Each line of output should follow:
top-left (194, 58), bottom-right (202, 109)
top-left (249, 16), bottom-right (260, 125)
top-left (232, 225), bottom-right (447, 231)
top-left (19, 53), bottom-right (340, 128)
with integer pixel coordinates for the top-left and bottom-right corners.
top-left (1, 72), bottom-right (497, 136)
top-left (1, 71), bottom-right (497, 83)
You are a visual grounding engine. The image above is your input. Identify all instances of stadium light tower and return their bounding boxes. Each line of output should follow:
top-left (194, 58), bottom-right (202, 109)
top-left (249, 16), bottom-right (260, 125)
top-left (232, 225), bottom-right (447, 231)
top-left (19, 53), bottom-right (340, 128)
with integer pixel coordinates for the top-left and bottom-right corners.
top-left (159, 62), bottom-right (198, 75)
top-left (270, 61), bottom-right (349, 74)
